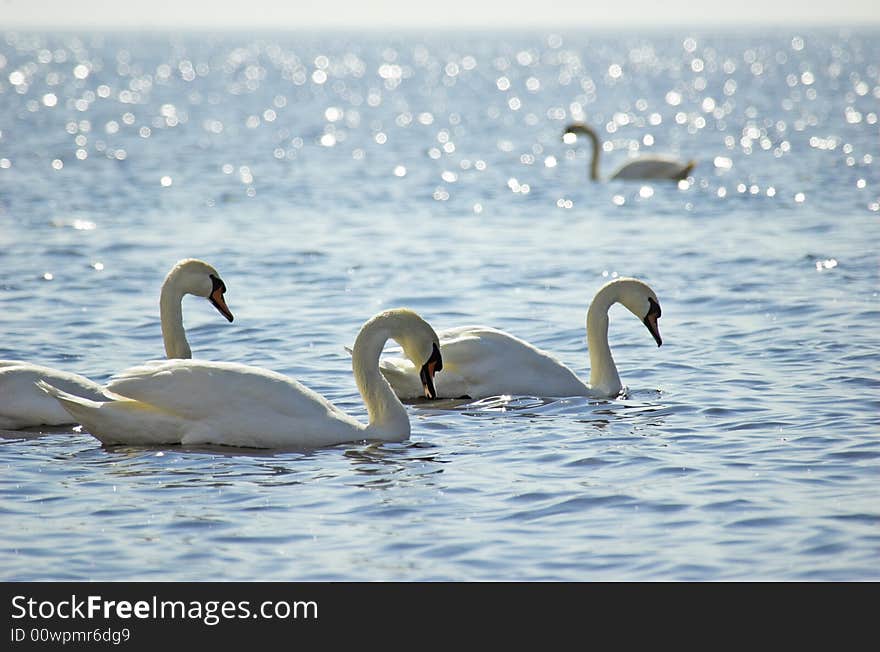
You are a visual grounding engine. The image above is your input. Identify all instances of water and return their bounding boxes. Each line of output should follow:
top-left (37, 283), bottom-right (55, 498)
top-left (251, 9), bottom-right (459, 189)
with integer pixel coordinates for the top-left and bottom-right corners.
top-left (0, 28), bottom-right (878, 581)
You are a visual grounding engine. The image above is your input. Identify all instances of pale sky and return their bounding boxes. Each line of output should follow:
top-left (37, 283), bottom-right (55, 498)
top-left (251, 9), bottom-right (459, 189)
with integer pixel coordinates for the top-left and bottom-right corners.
top-left (2, 0), bottom-right (878, 29)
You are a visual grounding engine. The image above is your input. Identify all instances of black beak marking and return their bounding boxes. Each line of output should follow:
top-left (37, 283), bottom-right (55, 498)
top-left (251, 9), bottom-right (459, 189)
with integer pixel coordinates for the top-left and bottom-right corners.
top-left (419, 342), bottom-right (443, 399)
top-left (643, 297), bottom-right (662, 347)
top-left (208, 274), bottom-right (234, 322)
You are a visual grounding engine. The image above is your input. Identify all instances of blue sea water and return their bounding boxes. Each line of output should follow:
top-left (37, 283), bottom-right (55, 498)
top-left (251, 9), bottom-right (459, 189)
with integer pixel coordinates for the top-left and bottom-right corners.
top-left (0, 28), bottom-right (877, 581)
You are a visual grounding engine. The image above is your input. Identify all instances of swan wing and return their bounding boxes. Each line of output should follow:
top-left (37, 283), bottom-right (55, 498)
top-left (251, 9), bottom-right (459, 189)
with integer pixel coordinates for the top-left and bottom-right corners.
top-left (380, 326), bottom-right (588, 399)
top-left (105, 360), bottom-right (340, 419)
top-left (65, 359), bottom-right (363, 448)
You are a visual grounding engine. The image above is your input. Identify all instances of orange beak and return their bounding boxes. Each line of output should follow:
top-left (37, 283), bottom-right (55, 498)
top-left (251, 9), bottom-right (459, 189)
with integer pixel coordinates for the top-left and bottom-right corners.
top-left (419, 343), bottom-right (443, 399)
top-left (209, 285), bottom-right (234, 322)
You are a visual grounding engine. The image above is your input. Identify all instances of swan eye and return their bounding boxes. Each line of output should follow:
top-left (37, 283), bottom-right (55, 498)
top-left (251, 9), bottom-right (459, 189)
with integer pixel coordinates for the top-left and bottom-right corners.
top-left (429, 342), bottom-right (443, 372)
top-left (208, 274), bottom-right (234, 322)
top-left (642, 298), bottom-right (662, 347)
top-left (418, 343), bottom-right (443, 399)
top-left (210, 274), bottom-right (226, 294)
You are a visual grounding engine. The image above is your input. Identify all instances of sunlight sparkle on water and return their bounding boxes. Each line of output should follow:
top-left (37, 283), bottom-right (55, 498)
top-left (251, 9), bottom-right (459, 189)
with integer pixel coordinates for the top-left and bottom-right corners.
top-left (1, 28), bottom-right (879, 584)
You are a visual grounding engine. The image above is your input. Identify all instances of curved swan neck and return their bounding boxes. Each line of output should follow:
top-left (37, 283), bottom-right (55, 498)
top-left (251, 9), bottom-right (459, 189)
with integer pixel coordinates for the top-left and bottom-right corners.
top-left (586, 285), bottom-right (621, 396)
top-left (351, 313), bottom-right (411, 440)
top-left (567, 123), bottom-right (601, 181)
top-left (159, 275), bottom-right (191, 360)
top-left (586, 129), bottom-right (601, 181)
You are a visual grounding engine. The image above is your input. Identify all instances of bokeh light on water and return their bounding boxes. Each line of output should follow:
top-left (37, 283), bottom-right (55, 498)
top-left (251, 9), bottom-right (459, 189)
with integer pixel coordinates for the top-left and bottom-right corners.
top-left (0, 28), bottom-right (877, 581)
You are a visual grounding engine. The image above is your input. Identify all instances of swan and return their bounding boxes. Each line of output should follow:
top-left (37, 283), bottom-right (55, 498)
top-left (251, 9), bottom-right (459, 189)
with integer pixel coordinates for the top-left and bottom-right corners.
top-left (0, 258), bottom-right (234, 430)
top-left (563, 122), bottom-right (695, 181)
top-left (37, 308), bottom-right (443, 449)
top-left (377, 277), bottom-right (661, 400)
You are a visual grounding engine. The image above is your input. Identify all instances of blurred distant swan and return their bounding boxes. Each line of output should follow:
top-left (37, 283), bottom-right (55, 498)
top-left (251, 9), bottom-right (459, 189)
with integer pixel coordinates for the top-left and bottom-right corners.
top-left (0, 259), bottom-right (233, 430)
top-left (38, 308), bottom-right (443, 449)
top-left (377, 277), bottom-right (662, 400)
top-left (563, 122), bottom-right (695, 181)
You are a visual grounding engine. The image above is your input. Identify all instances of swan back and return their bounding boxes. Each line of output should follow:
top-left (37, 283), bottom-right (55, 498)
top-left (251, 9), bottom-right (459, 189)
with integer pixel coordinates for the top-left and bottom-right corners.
top-left (97, 359), bottom-right (358, 447)
top-left (610, 157), bottom-right (694, 181)
top-left (379, 324), bottom-right (588, 399)
top-left (114, 359), bottom-right (343, 414)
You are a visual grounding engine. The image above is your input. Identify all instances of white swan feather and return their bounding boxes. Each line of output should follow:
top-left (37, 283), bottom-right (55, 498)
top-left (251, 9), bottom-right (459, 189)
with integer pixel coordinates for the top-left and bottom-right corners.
top-left (39, 308), bottom-right (443, 449)
top-left (378, 277), bottom-right (662, 400)
top-left (564, 122), bottom-right (695, 181)
top-left (0, 258), bottom-right (233, 430)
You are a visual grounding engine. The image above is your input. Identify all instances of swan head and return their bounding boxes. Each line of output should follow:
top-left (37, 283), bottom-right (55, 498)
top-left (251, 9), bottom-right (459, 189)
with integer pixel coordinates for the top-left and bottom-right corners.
top-left (611, 278), bottom-right (663, 347)
top-left (167, 258), bottom-right (234, 322)
top-left (385, 309), bottom-right (443, 399)
top-left (562, 122), bottom-right (598, 142)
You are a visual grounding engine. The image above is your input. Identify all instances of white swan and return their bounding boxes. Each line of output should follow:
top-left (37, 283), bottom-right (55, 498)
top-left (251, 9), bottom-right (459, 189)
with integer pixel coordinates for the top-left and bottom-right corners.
top-left (563, 122), bottom-right (695, 181)
top-left (377, 277), bottom-right (662, 400)
top-left (38, 308), bottom-right (443, 449)
top-left (0, 259), bottom-right (233, 430)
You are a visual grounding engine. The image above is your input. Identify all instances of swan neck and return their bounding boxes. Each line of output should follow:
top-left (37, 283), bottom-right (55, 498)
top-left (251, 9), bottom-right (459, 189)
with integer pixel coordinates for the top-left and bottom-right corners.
top-left (351, 317), bottom-right (410, 440)
top-left (587, 129), bottom-right (601, 181)
top-left (586, 288), bottom-right (621, 396)
top-left (159, 280), bottom-right (191, 360)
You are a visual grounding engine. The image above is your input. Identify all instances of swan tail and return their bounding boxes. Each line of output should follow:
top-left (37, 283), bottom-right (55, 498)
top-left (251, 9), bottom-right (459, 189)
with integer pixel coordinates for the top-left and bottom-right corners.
top-left (680, 160), bottom-right (696, 179)
top-left (36, 379), bottom-right (107, 415)
top-left (35, 380), bottom-right (184, 445)
top-left (35, 380), bottom-right (110, 434)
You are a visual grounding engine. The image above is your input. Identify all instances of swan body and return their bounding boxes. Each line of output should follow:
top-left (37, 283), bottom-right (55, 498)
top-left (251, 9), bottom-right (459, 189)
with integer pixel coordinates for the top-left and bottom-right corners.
top-left (379, 277), bottom-right (662, 400)
top-left (0, 259), bottom-right (233, 430)
top-left (0, 362), bottom-right (107, 430)
top-left (563, 122), bottom-right (695, 181)
top-left (39, 308), bottom-right (443, 449)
